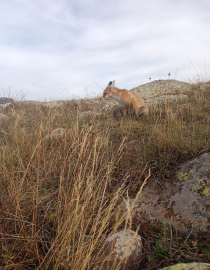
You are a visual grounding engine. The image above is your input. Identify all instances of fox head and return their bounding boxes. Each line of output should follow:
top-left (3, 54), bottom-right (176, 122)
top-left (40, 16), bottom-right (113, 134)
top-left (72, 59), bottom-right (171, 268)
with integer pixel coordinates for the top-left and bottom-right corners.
top-left (100, 80), bottom-right (115, 100)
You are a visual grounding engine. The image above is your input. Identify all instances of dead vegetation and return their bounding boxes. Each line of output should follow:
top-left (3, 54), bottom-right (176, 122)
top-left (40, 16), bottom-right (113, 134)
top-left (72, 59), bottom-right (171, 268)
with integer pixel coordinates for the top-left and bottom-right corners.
top-left (0, 83), bottom-right (210, 269)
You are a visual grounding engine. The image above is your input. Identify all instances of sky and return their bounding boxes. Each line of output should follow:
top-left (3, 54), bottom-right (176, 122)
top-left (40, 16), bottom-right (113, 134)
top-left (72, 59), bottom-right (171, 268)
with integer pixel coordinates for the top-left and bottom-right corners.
top-left (0, 0), bottom-right (209, 101)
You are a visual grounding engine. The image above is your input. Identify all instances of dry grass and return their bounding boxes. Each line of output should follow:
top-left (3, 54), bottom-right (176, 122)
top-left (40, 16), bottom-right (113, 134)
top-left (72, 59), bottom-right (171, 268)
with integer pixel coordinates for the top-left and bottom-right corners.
top-left (0, 84), bottom-right (210, 269)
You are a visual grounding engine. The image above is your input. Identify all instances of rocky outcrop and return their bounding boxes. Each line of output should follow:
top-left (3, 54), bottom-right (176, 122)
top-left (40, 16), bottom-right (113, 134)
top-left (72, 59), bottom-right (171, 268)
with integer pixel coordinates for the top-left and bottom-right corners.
top-left (121, 153), bottom-right (210, 233)
top-left (132, 80), bottom-right (191, 105)
top-left (0, 97), bottom-right (14, 112)
top-left (100, 229), bottom-right (143, 270)
top-left (159, 262), bottom-right (210, 270)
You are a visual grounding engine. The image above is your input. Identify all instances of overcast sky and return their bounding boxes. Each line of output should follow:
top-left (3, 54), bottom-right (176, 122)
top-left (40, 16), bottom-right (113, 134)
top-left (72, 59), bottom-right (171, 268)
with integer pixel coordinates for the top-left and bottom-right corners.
top-left (0, 0), bottom-right (209, 101)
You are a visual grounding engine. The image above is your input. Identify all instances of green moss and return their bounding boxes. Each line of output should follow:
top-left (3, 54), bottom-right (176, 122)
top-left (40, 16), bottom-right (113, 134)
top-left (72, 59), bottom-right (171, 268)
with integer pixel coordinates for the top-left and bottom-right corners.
top-left (192, 184), bottom-right (200, 191)
top-left (203, 187), bottom-right (210, 196)
top-left (177, 172), bottom-right (189, 181)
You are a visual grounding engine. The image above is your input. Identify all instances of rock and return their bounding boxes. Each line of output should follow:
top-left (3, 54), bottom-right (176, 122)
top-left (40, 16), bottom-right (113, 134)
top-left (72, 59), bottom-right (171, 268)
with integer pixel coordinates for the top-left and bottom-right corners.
top-left (0, 103), bottom-right (13, 112)
top-left (147, 94), bottom-right (188, 106)
top-left (132, 80), bottom-right (190, 106)
top-left (100, 229), bottom-right (143, 270)
top-left (0, 97), bottom-right (14, 112)
top-left (100, 102), bottom-right (119, 113)
top-left (159, 262), bottom-right (210, 270)
top-left (132, 80), bottom-right (191, 98)
top-left (121, 153), bottom-right (210, 233)
top-left (0, 97), bottom-right (14, 104)
top-left (170, 153), bottom-right (210, 232)
top-left (41, 128), bottom-right (66, 141)
top-left (79, 110), bottom-right (102, 117)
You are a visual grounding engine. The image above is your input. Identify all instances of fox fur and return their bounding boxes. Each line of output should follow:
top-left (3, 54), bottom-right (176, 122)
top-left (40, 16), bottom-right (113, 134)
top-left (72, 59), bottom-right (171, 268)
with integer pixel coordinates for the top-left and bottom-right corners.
top-left (100, 80), bottom-right (148, 117)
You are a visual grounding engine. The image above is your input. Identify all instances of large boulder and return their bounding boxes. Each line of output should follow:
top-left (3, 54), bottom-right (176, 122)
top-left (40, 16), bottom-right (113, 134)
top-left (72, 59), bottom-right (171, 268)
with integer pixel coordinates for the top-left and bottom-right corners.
top-left (121, 153), bottom-right (210, 233)
top-left (159, 262), bottom-right (210, 270)
top-left (132, 80), bottom-right (191, 106)
top-left (100, 229), bottom-right (143, 270)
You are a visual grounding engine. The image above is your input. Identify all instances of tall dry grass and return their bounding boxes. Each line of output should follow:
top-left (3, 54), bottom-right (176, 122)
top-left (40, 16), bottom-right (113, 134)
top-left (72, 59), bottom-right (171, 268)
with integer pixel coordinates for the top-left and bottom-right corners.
top-left (1, 112), bottom-right (144, 269)
top-left (0, 83), bottom-right (210, 269)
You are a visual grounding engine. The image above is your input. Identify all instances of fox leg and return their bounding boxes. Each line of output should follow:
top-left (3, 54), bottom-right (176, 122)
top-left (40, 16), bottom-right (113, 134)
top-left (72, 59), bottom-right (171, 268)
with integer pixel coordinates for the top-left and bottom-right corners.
top-left (123, 105), bottom-right (129, 117)
top-left (131, 103), bottom-right (139, 117)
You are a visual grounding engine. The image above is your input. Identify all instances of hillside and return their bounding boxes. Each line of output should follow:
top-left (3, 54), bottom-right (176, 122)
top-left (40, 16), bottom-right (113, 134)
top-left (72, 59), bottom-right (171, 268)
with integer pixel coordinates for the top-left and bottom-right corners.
top-left (0, 80), bottom-right (210, 269)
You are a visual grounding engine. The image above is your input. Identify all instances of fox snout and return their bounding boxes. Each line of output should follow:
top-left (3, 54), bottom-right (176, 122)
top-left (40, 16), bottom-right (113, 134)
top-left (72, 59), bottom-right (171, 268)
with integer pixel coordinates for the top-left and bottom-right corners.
top-left (100, 94), bottom-right (108, 100)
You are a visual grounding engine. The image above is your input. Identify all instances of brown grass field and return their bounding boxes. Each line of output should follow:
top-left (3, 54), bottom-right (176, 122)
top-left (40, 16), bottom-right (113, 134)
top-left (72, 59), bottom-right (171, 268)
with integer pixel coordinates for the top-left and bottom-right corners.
top-left (0, 83), bottom-right (210, 269)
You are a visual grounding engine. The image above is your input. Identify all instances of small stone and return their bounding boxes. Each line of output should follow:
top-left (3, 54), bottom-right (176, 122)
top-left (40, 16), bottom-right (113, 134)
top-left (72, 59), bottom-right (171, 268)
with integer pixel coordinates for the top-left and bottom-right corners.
top-left (100, 229), bottom-right (143, 270)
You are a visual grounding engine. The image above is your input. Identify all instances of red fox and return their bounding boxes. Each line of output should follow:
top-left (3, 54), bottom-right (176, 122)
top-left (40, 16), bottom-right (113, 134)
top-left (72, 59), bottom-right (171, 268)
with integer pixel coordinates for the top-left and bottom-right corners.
top-left (100, 80), bottom-right (148, 117)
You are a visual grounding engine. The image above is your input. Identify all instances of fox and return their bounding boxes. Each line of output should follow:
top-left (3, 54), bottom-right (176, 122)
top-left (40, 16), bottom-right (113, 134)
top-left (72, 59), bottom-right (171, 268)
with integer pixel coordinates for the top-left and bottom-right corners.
top-left (100, 80), bottom-right (148, 117)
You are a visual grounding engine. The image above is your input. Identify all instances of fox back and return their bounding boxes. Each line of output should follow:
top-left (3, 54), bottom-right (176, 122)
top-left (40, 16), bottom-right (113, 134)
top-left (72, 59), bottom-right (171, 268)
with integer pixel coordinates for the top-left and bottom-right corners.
top-left (100, 80), bottom-right (148, 116)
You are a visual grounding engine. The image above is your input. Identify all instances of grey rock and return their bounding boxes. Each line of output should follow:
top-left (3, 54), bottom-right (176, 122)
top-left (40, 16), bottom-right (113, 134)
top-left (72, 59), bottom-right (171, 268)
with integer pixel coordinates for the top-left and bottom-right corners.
top-left (100, 229), bottom-right (143, 270)
top-left (146, 94), bottom-right (188, 106)
top-left (0, 103), bottom-right (12, 112)
top-left (0, 97), bottom-right (14, 104)
top-left (79, 110), bottom-right (102, 117)
top-left (132, 80), bottom-right (191, 99)
top-left (121, 153), bottom-right (210, 233)
top-left (159, 262), bottom-right (210, 270)
top-left (170, 152), bottom-right (210, 231)
top-left (132, 80), bottom-right (191, 106)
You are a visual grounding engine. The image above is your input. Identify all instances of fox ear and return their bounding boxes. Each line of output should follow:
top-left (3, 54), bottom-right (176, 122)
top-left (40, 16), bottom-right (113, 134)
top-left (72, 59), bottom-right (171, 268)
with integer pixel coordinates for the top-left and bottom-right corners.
top-left (111, 80), bottom-right (115, 87)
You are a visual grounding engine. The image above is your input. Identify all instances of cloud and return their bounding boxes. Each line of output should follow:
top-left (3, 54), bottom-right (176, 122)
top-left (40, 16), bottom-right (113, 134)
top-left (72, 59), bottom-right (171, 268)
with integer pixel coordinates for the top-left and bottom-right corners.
top-left (0, 0), bottom-right (209, 100)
